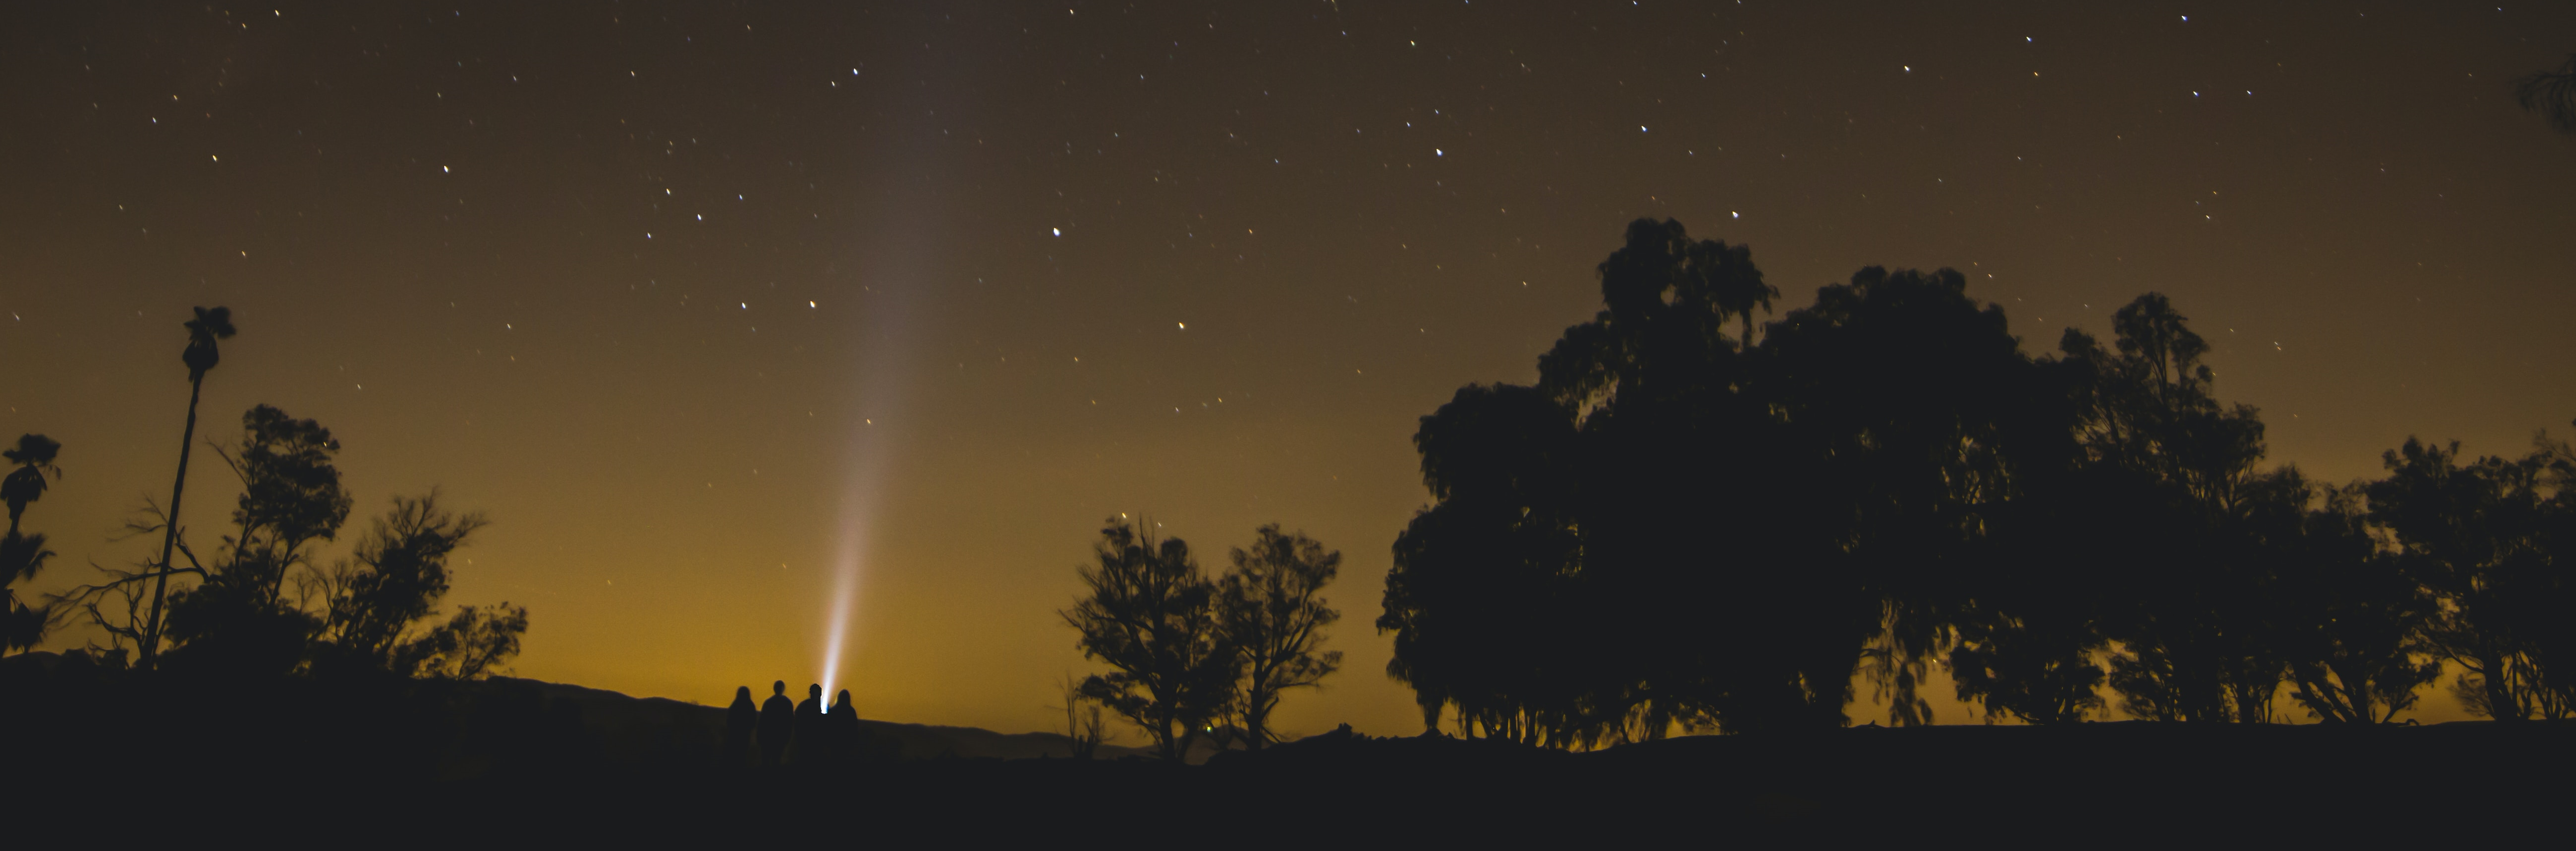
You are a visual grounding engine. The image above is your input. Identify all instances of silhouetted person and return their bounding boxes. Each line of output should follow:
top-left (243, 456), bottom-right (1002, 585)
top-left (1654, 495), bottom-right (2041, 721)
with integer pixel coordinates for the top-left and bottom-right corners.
top-left (756, 680), bottom-right (795, 766)
top-left (828, 688), bottom-right (860, 765)
top-left (791, 683), bottom-right (826, 764)
top-left (723, 685), bottom-right (757, 768)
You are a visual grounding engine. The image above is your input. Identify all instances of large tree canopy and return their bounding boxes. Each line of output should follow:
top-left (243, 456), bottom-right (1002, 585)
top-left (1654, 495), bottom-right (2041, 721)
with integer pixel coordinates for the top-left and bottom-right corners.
top-left (1382, 218), bottom-right (2576, 741)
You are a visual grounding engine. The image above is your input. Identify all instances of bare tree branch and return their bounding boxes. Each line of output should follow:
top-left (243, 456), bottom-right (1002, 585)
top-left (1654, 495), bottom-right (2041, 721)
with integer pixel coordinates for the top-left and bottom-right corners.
top-left (2516, 53), bottom-right (2576, 135)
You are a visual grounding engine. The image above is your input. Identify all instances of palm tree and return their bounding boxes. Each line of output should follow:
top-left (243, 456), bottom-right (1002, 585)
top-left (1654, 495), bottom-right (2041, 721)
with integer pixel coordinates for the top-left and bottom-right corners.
top-left (1, 530), bottom-right (53, 652)
top-left (140, 306), bottom-right (234, 667)
top-left (2, 433), bottom-right (62, 536)
top-left (3, 434), bottom-right (62, 652)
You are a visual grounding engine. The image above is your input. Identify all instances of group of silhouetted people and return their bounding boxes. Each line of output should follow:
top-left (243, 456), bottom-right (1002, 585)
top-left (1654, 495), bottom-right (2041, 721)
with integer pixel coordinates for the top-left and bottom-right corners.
top-left (724, 680), bottom-right (869, 767)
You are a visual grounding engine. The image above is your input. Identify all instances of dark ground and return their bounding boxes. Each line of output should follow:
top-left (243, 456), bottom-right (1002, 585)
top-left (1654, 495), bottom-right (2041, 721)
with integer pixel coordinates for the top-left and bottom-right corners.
top-left (7, 652), bottom-right (2567, 845)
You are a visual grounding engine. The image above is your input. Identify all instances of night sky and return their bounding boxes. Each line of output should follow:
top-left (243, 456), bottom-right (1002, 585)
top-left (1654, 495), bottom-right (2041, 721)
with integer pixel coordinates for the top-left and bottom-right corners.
top-left (6, 1), bottom-right (2572, 736)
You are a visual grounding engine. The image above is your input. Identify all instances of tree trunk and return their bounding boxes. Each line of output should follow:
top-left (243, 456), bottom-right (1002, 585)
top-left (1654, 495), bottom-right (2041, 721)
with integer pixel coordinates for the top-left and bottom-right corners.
top-left (2335, 659), bottom-right (2377, 724)
top-left (1242, 659), bottom-right (1271, 751)
top-left (140, 372), bottom-right (205, 668)
top-left (2481, 650), bottom-right (2522, 721)
top-left (2315, 664), bottom-right (2357, 724)
top-left (1244, 692), bottom-right (1269, 751)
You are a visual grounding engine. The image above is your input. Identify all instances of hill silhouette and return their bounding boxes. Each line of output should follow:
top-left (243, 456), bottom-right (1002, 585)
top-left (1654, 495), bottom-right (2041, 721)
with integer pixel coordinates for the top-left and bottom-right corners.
top-left (7, 649), bottom-right (2571, 844)
top-left (0, 649), bottom-right (1157, 766)
top-left (495, 674), bottom-right (1164, 762)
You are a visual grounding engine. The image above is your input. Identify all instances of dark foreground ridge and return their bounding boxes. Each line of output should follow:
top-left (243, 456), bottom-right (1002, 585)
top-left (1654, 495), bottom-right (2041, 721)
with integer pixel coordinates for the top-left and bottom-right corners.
top-left (8, 653), bottom-right (2568, 844)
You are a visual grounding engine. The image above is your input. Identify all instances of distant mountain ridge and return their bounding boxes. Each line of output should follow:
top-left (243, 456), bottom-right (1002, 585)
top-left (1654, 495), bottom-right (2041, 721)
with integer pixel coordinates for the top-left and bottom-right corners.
top-left (2, 650), bottom-right (1198, 763)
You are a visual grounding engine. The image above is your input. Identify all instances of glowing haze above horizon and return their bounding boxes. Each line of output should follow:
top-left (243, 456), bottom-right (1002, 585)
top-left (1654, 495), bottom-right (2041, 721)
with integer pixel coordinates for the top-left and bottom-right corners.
top-left (6, 1), bottom-right (2574, 735)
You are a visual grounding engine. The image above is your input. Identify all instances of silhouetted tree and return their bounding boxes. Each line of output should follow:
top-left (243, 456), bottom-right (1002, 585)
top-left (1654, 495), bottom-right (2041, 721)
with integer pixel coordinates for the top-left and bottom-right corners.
top-left (217, 405), bottom-right (357, 594)
top-left (397, 605), bottom-right (528, 680)
top-left (157, 405), bottom-right (352, 675)
top-left (2517, 53), bottom-right (2576, 135)
top-left (2064, 295), bottom-right (2285, 723)
top-left (1940, 408), bottom-right (2122, 725)
top-left (2, 434), bottom-right (62, 651)
top-left (1381, 217), bottom-right (2574, 734)
top-left (1705, 239), bottom-right (1781, 347)
top-left (2264, 479), bottom-right (2442, 724)
top-left (1390, 223), bottom-right (2090, 740)
top-left (308, 491), bottom-right (527, 679)
top-left (1759, 265), bottom-right (2079, 729)
top-left (2533, 428), bottom-right (2576, 710)
top-left (0, 533), bottom-right (51, 653)
top-left (1382, 384), bottom-right (1590, 744)
top-left (2, 433), bottom-right (61, 537)
top-left (1945, 608), bottom-right (2106, 724)
top-left (2367, 432), bottom-right (2576, 720)
top-left (1053, 672), bottom-right (1110, 759)
top-left (1062, 517), bottom-right (1236, 761)
top-left (141, 306), bottom-right (235, 668)
top-left (65, 406), bottom-right (529, 681)
top-left (1216, 525), bottom-right (1342, 750)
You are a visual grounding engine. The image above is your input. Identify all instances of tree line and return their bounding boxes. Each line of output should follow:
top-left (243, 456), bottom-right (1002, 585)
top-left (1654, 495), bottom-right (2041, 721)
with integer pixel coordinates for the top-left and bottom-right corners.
top-left (1061, 518), bottom-right (1343, 760)
top-left (1377, 219), bottom-right (2575, 745)
top-left (3, 306), bottom-right (526, 682)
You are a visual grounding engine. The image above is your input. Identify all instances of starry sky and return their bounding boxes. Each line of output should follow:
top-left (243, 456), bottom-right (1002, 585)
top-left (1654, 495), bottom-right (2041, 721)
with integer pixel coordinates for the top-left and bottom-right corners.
top-left (5, 1), bottom-right (2573, 735)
